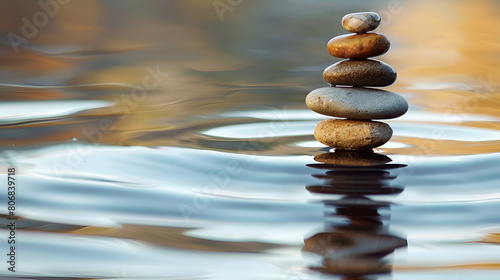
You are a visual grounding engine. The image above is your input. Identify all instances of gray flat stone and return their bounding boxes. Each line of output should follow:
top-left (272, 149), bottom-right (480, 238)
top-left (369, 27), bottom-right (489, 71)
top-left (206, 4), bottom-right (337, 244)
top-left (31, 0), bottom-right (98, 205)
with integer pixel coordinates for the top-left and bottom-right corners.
top-left (306, 87), bottom-right (408, 119)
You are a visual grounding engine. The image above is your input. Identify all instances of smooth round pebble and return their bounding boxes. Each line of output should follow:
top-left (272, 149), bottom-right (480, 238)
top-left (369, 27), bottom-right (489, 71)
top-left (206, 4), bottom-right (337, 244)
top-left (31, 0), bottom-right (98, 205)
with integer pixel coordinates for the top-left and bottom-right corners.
top-left (327, 33), bottom-right (390, 59)
top-left (323, 59), bottom-right (397, 87)
top-left (314, 119), bottom-right (392, 150)
top-left (342, 12), bottom-right (381, 33)
top-left (306, 87), bottom-right (408, 119)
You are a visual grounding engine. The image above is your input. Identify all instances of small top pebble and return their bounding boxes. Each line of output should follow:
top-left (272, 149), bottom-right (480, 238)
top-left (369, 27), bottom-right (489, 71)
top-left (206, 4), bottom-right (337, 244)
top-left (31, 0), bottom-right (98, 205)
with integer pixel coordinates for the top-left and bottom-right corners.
top-left (342, 12), bottom-right (381, 33)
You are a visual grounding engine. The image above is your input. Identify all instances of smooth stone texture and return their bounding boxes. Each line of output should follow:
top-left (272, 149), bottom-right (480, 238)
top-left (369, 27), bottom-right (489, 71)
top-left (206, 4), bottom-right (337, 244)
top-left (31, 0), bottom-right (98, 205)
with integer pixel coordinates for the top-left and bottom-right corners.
top-left (342, 12), bottom-right (381, 33)
top-left (314, 119), bottom-right (392, 150)
top-left (323, 59), bottom-right (397, 87)
top-left (327, 33), bottom-right (390, 59)
top-left (306, 87), bottom-right (408, 119)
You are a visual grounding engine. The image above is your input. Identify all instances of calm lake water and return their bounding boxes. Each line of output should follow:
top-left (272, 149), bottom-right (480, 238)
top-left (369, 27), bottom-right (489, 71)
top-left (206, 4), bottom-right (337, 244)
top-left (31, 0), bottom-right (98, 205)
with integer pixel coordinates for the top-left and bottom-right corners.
top-left (1, 0), bottom-right (500, 279)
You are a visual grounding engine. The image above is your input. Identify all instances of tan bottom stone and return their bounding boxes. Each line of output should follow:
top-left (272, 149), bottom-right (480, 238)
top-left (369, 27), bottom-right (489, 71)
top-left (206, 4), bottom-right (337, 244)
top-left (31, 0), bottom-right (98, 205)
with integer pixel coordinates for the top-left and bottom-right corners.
top-left (314, 119), bottom-right (392, 150)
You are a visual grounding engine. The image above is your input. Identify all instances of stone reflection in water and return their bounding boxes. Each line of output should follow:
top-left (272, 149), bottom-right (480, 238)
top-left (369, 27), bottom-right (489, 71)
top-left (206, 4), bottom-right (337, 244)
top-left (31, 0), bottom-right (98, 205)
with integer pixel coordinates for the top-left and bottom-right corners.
top-left (304, 150), bottom-right (407, 278)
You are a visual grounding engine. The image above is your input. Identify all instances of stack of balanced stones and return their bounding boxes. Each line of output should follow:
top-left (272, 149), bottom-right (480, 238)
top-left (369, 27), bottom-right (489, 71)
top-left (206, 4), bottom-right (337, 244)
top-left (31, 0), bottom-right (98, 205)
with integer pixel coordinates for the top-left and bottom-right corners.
top-left (306, 12), bottom-right (408, 150)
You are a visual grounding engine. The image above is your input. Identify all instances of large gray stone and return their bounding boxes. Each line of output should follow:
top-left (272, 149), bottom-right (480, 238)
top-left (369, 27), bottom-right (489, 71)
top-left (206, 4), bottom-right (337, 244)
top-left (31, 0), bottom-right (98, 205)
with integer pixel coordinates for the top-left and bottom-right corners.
top-left (306, 87), bottom-right (408, 119)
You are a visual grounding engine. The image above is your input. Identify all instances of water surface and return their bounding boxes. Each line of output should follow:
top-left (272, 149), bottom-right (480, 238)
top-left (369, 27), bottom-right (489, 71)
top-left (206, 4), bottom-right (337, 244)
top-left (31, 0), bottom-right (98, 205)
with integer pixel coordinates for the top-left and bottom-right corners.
top-left (0, 0), bottom-right (500, 279)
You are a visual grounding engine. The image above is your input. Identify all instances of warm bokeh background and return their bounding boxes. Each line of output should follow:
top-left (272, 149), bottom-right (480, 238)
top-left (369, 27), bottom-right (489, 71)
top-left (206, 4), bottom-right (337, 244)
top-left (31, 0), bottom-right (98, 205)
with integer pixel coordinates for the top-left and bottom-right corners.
top-left (1, 0), bottom-right (498, 156)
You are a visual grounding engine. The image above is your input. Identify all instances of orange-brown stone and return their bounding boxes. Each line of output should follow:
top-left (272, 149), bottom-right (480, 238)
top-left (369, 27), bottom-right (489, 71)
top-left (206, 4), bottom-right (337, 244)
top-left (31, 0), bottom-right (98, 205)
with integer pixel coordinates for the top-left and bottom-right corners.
top-left (327, 33), bottom-right (390, 59)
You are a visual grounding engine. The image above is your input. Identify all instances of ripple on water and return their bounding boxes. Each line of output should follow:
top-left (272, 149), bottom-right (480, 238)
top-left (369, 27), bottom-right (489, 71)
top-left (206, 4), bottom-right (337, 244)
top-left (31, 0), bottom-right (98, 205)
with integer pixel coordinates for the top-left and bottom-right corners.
top-left (202, 119), bottom-right (500, 142)
top-left (0, 100), bottom-right (113, 124)
top-left (1, 141), bottom-right (499, 278)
